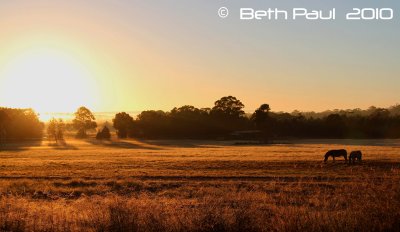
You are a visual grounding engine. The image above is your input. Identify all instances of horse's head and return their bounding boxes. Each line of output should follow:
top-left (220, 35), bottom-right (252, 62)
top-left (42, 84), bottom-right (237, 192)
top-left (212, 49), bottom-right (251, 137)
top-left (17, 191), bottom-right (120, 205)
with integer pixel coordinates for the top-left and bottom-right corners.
top-left (324, 152), bottom-right (329, 162)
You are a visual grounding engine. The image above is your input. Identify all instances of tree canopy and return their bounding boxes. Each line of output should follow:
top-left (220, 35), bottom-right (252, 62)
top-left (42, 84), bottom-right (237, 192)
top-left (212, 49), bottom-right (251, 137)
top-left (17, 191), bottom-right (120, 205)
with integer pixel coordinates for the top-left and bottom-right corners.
top-left (113, 112), bottom-right (134, 138)
top-left (111, 97), bottom-right (400, 140)
top-left (0, 108), bottom-right (43, 141)
top-left (211, 96), bottom-right (245, 119)
top-left (72, 106), bottom-right (97, 138)
top-left (47, 118), bottom-right (65, 143)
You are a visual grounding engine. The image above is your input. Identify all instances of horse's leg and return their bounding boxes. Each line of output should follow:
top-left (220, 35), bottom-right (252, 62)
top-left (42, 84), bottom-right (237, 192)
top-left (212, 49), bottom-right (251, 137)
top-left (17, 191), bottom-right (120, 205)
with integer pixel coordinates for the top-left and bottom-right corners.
top-left (333, 156), bottom-right (335, 162)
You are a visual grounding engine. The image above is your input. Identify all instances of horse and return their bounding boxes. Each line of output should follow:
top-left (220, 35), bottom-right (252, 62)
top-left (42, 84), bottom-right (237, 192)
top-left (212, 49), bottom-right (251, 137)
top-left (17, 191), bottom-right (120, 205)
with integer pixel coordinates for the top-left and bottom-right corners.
top-left (349, 151), bottom-right (362, 164)
top-left (324, 149), bottom-right (347, 162)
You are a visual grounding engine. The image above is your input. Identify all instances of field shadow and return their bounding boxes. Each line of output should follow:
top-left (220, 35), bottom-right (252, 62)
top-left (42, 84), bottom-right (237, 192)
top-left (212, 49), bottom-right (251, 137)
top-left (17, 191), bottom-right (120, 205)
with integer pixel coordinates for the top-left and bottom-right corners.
top-left (85, 138), bottom-right (163, 150)
top-left (358, 160), bottom-right (400, 169)
top-left (48, 140), bottom-right (78, 150)
top-left (0, 139), bottom-right (43, 152)
top-left (287, 139), bottom-right (400, 147)
top-left (322, 160), bottom-right (400, 171)
top-left (135, 139), bottom-right (224, 148)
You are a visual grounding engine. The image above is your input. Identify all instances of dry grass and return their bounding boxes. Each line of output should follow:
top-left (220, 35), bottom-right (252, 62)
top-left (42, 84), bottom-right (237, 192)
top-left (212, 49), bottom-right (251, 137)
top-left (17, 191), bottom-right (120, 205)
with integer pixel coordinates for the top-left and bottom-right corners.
top-left (0, 138), bottom-right (400, 231)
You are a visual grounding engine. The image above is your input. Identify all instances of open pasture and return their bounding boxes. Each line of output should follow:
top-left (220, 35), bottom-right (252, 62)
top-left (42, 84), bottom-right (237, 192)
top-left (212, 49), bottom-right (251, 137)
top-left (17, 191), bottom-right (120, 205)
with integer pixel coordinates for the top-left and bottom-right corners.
top-left (0, 139), bottom-right (399, 231)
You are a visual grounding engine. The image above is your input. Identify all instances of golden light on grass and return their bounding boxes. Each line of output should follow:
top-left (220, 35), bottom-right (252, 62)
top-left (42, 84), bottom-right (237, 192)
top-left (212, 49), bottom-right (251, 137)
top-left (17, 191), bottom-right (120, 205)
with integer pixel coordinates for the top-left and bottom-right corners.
top-left (0, 46), bottom-right (98, 119)
top-left (0, 139), bottom-right (399, 231)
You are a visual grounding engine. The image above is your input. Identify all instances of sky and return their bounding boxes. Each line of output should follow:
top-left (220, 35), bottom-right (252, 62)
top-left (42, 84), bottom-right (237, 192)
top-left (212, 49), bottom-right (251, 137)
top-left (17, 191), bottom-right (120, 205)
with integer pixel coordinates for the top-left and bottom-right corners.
top-left (0, 0), bottom-right (399, 115)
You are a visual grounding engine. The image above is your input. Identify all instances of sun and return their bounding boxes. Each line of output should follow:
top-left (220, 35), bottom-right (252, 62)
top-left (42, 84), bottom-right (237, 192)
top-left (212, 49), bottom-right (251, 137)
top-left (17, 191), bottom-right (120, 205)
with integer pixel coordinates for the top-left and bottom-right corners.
top-left (0, 47), bottom-right (98, 119)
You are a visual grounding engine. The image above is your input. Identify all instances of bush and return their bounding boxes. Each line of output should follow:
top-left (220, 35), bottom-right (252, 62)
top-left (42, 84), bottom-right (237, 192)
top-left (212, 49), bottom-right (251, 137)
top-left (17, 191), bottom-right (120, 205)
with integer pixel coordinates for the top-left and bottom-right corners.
top-left (96, 126), bottom-right (111, 140)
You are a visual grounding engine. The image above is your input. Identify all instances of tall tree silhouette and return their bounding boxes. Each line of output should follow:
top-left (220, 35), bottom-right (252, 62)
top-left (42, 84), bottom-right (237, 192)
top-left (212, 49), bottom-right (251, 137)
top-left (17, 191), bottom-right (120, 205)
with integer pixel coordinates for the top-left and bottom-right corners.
top-left (210, 96), bottom-right (247, 133)
top-left (251, 104), bottom-right (271, 127)
top-left (113, 112), bottom-right (134, 138)
top-left (211, 96), bottom-right (245, 119)
top-left (251, 104), bottom-right (273, 140)
top-left (47, 118), bottom-right (65, 143)
top-left (72, 106), bottom-right (97, 138)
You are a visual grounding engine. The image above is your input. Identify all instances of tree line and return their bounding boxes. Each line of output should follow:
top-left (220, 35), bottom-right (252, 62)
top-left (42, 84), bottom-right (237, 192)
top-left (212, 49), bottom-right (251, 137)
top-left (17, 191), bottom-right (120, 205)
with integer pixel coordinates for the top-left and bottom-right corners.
top-left (111, 96), bottom-right (400, 140)
top-left (1, 96), bottom-right (400, 144)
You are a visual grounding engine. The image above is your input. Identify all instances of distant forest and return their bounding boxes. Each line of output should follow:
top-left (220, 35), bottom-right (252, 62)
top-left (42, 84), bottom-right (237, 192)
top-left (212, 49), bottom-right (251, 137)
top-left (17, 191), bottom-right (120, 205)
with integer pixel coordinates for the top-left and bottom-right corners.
top-left (1, 96), bottom-right (400, 142)
top-left (113, 96), bottom-right (400, 140)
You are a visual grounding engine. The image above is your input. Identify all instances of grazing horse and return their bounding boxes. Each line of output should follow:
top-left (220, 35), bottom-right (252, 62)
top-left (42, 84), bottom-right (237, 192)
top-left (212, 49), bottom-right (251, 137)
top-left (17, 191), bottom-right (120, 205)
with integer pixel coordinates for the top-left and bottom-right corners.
top-left (349, 151), bottom-right (362, 164)
top-left (324, 149), bottom-right (347, 162)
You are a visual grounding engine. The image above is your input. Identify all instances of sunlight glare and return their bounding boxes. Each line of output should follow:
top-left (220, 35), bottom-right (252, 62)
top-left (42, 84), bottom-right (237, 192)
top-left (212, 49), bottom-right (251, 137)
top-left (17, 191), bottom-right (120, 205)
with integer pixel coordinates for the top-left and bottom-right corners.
top-left (0, 48), bottom-right (98, 119)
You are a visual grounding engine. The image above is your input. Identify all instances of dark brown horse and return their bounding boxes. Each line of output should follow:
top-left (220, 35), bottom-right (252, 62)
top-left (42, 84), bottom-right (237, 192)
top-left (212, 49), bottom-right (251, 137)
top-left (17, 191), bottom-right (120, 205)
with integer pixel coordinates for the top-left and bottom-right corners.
top-left (349, 151), bottom-right (362, 164)
top-left (324, 149), bottom-right (347, 162)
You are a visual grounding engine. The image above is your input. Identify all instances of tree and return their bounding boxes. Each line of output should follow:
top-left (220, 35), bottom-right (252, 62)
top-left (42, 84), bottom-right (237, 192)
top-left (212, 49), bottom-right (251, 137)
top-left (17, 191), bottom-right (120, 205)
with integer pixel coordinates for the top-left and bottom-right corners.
top-left (96, 126), bottom-right (111, 140)
top-left (251, 104), bottom-right (271, 127)
top-left (135, 110), bottom-right (170, 138)
top-left (113, 112), bottom-right (134, 138)
top-left (211, 96), bottom-right (245, 119)
top-left (0, 110), bottom-right (9, 147)
top-left (210, 96), bottom-right (246, 133)
top-left (251, 104), bottom-right (272, 141)
top-left (2, 108), bottom-right (44, 140)
top-left (72, 107), bottom-right (97, 138)
top-left (47, 118), bottom-right (65, 143)
top-left (170, 106), bottom-right (210, 138)
top-left (324, 114), bottom-right (346, 138)
top-left (250, 104), bottom-right (272, 140)
top-left (57, 119), bottom-right (66, 141)
top-left (47, 119), bottom-right (57, 142)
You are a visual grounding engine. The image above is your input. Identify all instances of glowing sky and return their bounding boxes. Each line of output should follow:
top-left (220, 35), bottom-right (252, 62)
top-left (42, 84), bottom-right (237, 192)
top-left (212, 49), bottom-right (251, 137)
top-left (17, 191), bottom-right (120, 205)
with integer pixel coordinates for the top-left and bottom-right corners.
top-left (0, 0), bottom-right (399, 114)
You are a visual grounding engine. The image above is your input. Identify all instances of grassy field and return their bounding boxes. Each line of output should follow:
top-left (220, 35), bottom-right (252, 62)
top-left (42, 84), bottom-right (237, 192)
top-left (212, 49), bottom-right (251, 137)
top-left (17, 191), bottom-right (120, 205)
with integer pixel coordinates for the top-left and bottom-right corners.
top-left (0, 138), bottom-right (399, 231)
